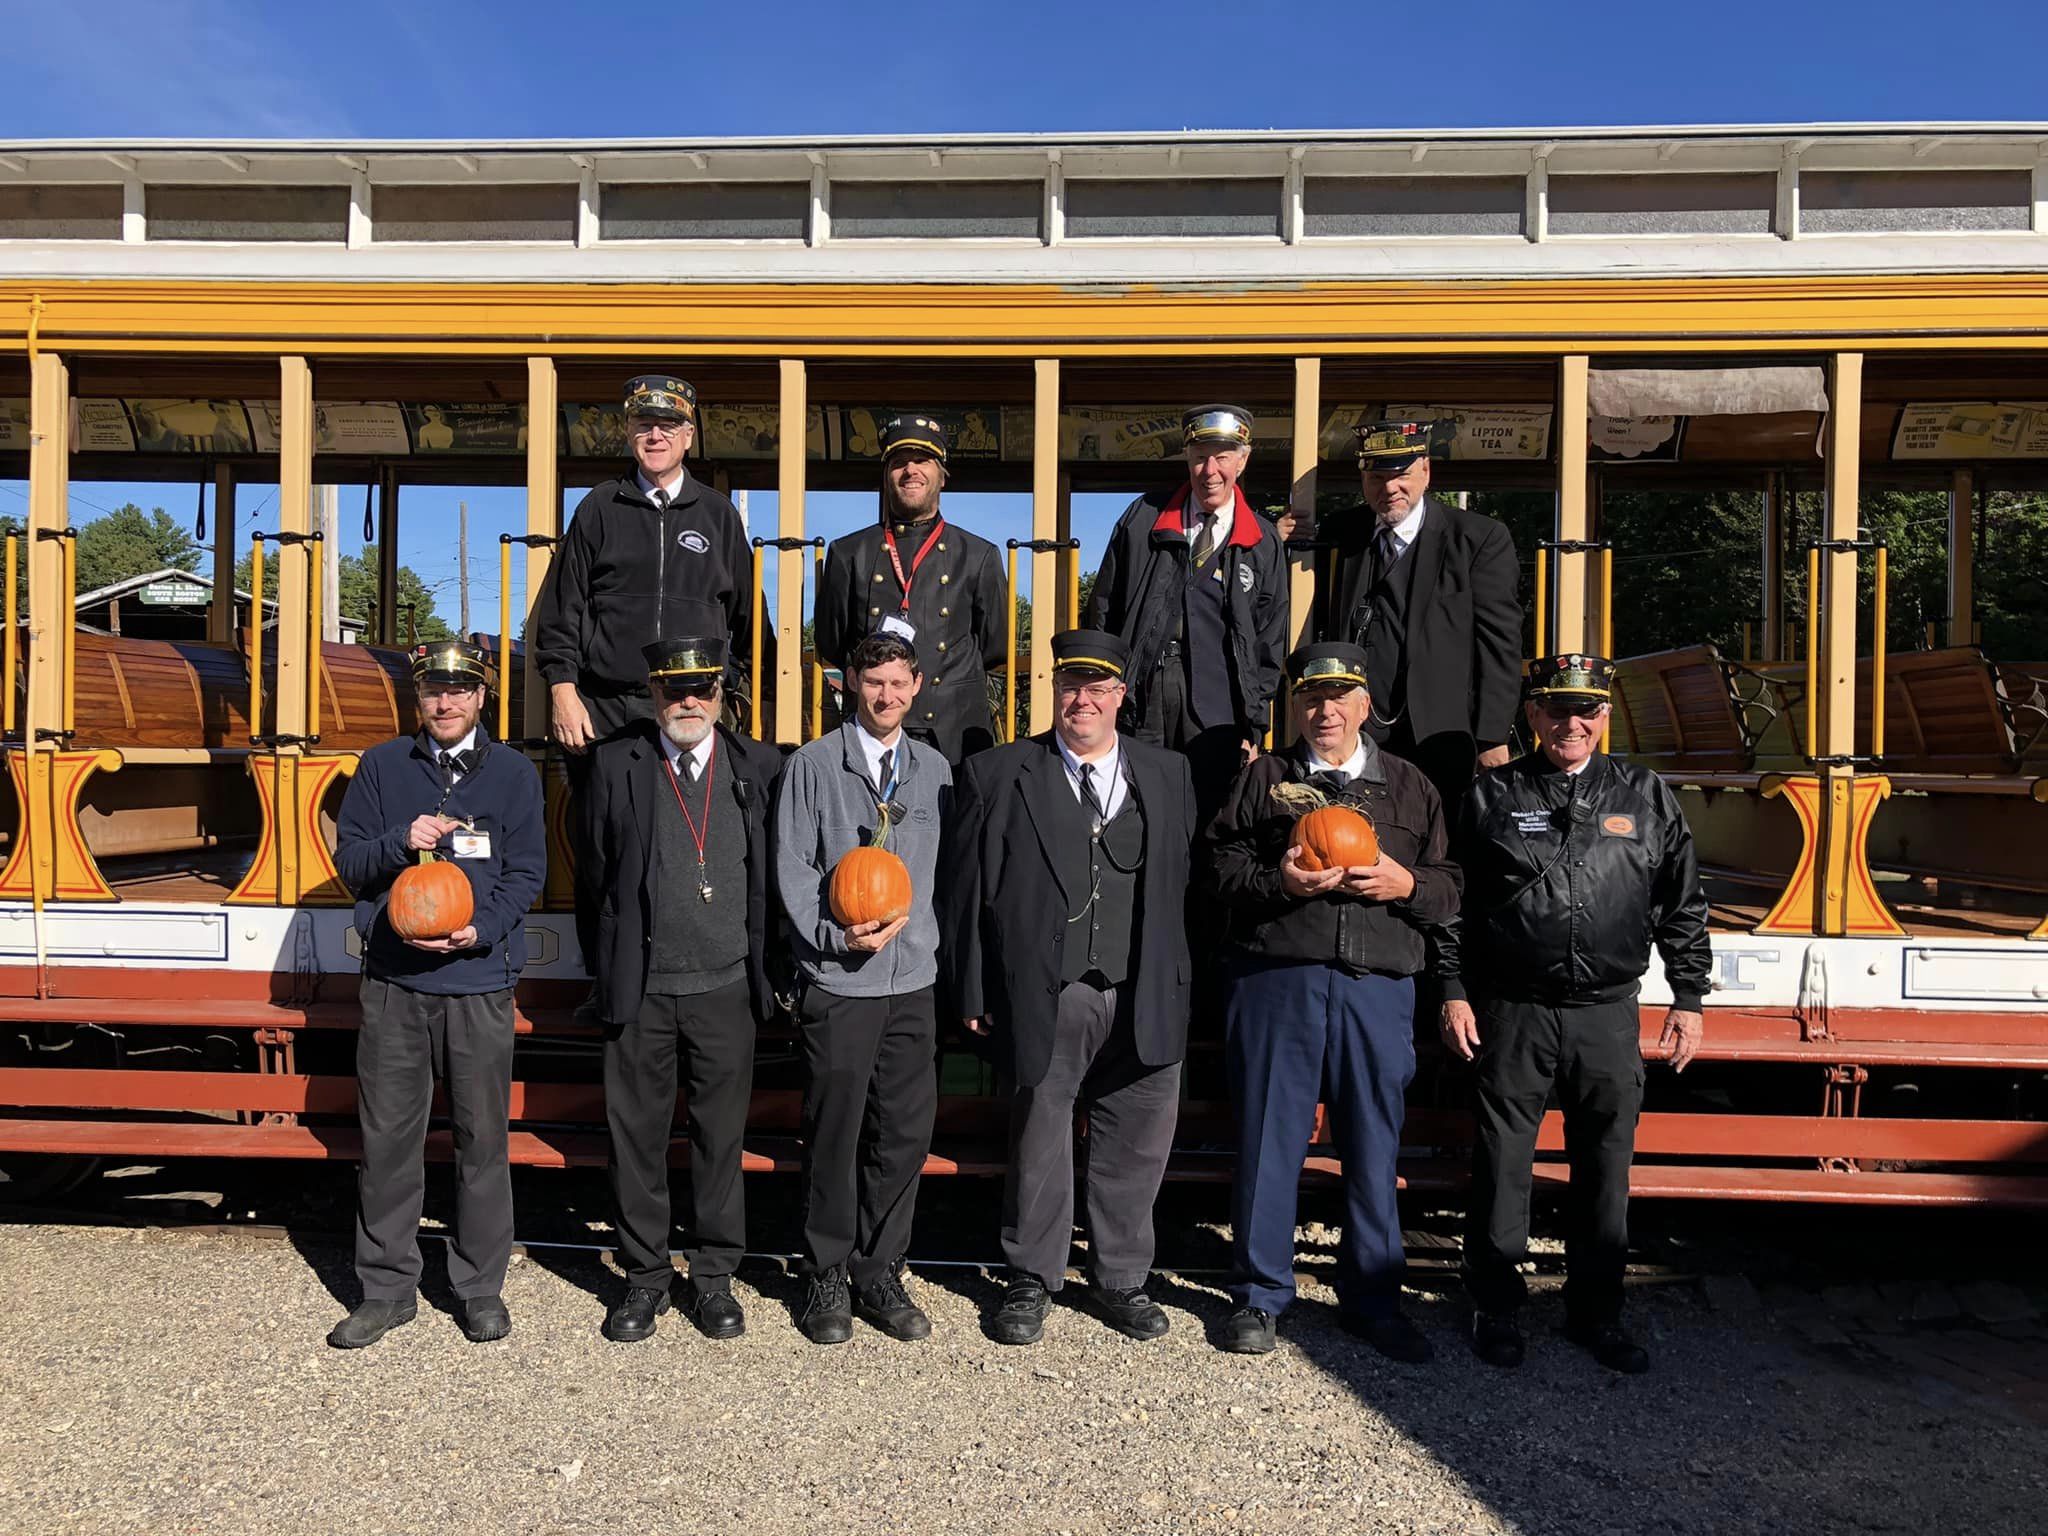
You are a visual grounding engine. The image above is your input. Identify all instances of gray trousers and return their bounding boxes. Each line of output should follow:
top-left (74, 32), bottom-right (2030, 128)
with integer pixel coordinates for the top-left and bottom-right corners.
top-left (1002, 981), bottom-right (1181, 1291)
top-left (354, 977), bottom-right (516, 1301)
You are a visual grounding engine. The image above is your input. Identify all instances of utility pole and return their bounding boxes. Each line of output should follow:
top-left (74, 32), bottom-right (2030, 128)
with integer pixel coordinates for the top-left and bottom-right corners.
top-left (317, 483), bottom-right (340, 642)
top-left (458, 498), bottom-right (470, 637)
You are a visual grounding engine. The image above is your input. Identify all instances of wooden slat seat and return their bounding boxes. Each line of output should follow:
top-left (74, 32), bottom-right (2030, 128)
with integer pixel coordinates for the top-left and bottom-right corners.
top-left (1610, 645), bottom-right (1778, 775)
top-left (47, 635), bottom-right (252, 749)
top-left (1771, 647), bottom-right (2029, 776)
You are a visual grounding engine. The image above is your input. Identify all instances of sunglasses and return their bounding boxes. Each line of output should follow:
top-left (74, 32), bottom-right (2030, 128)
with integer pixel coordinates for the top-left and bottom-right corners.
top-left (1537, 698), bottom-right (1608, 722)
top-left (655, 678), bottom-right (721, 700)
top-left (628, 418), bottom-right (690, 438)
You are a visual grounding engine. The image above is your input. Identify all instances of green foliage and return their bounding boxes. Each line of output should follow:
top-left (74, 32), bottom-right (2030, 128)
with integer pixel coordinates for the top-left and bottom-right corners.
top-left (74, 503), bottom-right (201, 594)
top-left (233, 541), bottom-right (450, 642)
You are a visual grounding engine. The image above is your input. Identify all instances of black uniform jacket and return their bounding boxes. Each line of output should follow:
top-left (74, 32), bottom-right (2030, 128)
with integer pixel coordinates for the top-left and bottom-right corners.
top-left (586, 721), bottom-right (787, 1029)
top-left (1085, 484), bottom-right (1287, 738)
top-left (814, 512), bottom-right (1008, 761)
top-left (1437, 752), bottom-right (1713, 1011)
top-left (1202, 739), bottom-right (1460, 977)
top-left (943, 732), bottom-right (1198, 1088)
top-left (531, 471), bottom-right (753, 700)
top-left (334, 727), bottom-right (548, 997)
top-left (1318, 494), bottom-right (1522, 750)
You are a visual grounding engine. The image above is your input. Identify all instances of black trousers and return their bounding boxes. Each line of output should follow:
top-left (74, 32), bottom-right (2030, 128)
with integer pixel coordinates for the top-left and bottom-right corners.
top-left (564, 686), bottom-right (655, 969)
top-left (798, 985), bottom-right (939, 1287)
top-left (1131, 652), bottom-right (1246, 828)
top-left (1462, 995), bottom-right (1644, 1327)
top-left (1379, 720), bottom-right (1479, 823)
top-left (1003, 981), bottom-right (1181, 1292)
top-left (604, 978), bottom-right (756, 1294)
top-left (354, 977), bottom-right (516, 1302)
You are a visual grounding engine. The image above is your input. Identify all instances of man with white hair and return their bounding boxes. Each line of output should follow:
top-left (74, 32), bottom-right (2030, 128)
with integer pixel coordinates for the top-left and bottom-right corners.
top-left (586, 635), bottom-right (787, 1346)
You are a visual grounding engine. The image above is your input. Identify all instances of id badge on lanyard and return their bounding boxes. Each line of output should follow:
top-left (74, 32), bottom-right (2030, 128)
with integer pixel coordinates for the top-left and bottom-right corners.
top-left (882, 518), bottom-right (946, 638)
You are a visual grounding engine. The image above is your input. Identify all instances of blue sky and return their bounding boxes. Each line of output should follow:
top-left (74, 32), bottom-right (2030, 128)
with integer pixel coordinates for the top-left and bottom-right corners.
top-left (6, 0), bottom-right (2037, 626)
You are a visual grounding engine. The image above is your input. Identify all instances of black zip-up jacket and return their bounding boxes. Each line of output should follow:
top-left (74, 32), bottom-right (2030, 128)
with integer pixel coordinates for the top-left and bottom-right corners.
top-left (531, 471), bottom-right (753, 699)
top-left (1437, 752), bottom-right (1713, 1010)
top-left (334, 728), bottom-right (548, 996)
top-left (1085, 484), bottom-right (1287, 737)
top-left (1202, 738), bottom-right (1460, 977)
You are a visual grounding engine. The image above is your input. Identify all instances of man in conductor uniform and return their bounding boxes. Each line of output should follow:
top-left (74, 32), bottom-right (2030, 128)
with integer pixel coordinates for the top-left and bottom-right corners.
top-left (531, 375), bottom-right (754, 984)
top-left (329, 641), bottom-right (547, 1348)
top-left (946, 630), bottom-right (1199, 1346)
top-left (1202, 642), bottom-right (1461, 1361)
top-left (587, 636), bottom-right (786, 1344)
top-left (1321, 421), bottom-right (1522, 813)
top-left (814, 414), bottom-right (1008, 762)
top-left (1439, 654), bottom-right (1710, 1374)
top-left (1085, 405), bottom-right (1287, 821)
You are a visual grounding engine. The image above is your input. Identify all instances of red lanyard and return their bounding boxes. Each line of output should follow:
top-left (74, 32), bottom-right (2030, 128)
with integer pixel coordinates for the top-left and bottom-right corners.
top-left (664, 743), bottom-right (718, 867)
top-left (881, 517), bottom-right (946, 614)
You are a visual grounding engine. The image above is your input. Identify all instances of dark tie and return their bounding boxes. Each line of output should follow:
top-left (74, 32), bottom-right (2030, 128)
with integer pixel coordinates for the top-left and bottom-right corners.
top-left (682, 751), bottom-right (702, 784)
top-left (1080, 763), bottom-right (1107, 827)
top-left (1309, 769), bottom-right (1350, 798)
top-left (877, 748), bottom-right (895, 799)
top-left (438, 751), bottom-right (456, 788)
top-left (1190, 517), bottom-right (1219, 569)
top-left (651, 487), bottom-right (669, 510)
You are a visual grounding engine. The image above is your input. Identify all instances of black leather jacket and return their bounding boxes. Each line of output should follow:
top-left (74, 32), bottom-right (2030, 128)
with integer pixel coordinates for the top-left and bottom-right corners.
top-left (1202, 739), bottom-right (1460, 977)
top-left (1437, 752), bottom-right (1712, 1010)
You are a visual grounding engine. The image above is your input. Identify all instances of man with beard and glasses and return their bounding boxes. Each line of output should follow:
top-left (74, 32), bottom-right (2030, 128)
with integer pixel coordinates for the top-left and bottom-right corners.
top-left (1438, 653), bottom-right (1710, 1375)
top-left (329, 642), bottom-right (546, 1349)
top-left (1319, 420), bottom-right (1522, 815)
top-left (814, 414), bottom-right (1008, 763)
top-left (586, 635), bottom-right (786, 1345)
top-left (531, 375), bottom-right (754, 1007)
top-left (1084, 404), bottom-right (1286, 824)
top-left (775, 632), bottom-right (949, 1344)
top-left (944, 630), bottom-right (1198, 1347)
top-left (1201, 642), bottom-right (1459, 1363)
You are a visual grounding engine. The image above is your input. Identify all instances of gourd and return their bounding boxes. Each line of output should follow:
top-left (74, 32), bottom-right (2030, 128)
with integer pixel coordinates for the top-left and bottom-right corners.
top-left (1292, 804), bottom-right (1380, 873)
top-left (829, 803), bottom-right (913, 927)
top-left (388, 854), bottom-right (475, 940)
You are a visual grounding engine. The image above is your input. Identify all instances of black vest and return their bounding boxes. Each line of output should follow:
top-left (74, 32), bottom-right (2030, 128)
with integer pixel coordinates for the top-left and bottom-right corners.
top-left (1355, 539), bottom-right (1417, 722)
top-left (647, 749), bottom-right (750, 995)
top-left (1051, 764), bottom-right (1144, 987)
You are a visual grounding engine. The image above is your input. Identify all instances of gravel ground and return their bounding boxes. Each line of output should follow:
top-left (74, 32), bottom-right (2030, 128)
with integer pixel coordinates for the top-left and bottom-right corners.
top-left (2, 1219), bottom-right (2043, 1536)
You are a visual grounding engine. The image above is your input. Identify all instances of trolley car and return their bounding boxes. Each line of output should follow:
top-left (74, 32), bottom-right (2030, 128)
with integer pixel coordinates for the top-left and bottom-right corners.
top-left (3, 125), bottom-right (2046, 1207)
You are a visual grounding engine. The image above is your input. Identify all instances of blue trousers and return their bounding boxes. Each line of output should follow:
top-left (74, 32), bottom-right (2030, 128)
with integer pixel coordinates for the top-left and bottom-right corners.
top-left (1225, 960), bottom-right (1416, 1318)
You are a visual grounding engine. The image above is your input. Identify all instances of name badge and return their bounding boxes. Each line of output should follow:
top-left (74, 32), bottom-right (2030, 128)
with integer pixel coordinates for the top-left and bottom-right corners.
top-left (1512, 810), bottom-right (1553, 835)
top-left (877, 613), bottom-right (917, 644)
top-left (452, 828), bottom-right (492, 860)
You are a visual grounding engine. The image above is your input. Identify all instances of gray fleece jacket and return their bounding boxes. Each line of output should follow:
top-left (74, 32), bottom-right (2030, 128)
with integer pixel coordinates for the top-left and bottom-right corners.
top-left (773, 721), bottom-right (950, 997)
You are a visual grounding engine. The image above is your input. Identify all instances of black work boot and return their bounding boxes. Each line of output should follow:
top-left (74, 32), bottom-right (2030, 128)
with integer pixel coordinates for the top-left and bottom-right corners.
top-left (327, 1297), bottom-right (417, 1350)
top-left (459, 1295), bottom-right (512, 1343)
top-left (1086, 1283), bottom-right (1169, 1341)
top-left (1344, 1311), bottom-right (1435, 1364)
top-left (1215, 1305), bottom-right (1278, 1355)
top-left (1471, 1311), bottom-right (1525, 1368)
top-left (1566, 1317), bottom-right (1649, 1374)
top-left (987, 1274), bottom-right (1051, 1346)
top-left (857, 1269), bottom-right (932, 1341)
top-left (682, 1285), bottom-right (746, 1340)
top-left (602, 1285), bottom-right (672, 1343)
top-left (799, 1269), bottom-right (854, 1346)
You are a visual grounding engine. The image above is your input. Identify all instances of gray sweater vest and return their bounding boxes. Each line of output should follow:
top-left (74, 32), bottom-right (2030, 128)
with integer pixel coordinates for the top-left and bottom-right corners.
top-left (647, 758), bottom-right (750, 996)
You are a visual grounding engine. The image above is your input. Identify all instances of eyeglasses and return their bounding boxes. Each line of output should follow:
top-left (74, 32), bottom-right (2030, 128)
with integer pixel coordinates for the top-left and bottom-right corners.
top-left (628, 418), bottom-right (689, 438)
top-left (1055, 680), bottom-right (1123, 703)
top-left (1537, 699), bottom-right (1609, 722)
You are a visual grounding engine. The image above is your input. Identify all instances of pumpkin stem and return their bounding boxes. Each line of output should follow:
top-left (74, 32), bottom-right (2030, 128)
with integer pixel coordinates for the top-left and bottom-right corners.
top-left (872, 800), bottom-right (893, 851)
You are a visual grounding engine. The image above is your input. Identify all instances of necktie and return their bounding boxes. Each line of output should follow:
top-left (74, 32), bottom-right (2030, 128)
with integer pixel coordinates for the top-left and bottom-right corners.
top-left (651, 487), bottom-right (669, 510)
top-left (1190, 516), bottom-right (1219, 569)
top-left (682, 751), bottom-right (702, 784)
top-left (877, 748), bottom-right (895, 799)
top-left (1309, 769), bottom-right (1350, 798)
top-left (1079, 762), bottom-right (1107, 829)
top-left (438, 750), bottom-right (456, 787)
top-left (1375, 528), bottom-right (1402, 584)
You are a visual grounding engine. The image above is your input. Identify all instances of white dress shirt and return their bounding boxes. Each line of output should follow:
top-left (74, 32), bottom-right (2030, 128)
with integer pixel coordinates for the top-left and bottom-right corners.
top-left (1379, 500), bottom-right (1427, 560)
top-left (433, 726), bottom-right (480, 785)
top-left (659, 728), bottom-right (717, 782)
top-left (1305, 738), bottom-right (1370, 782)
top-left (1057, 734), bottom-right (1128, 821)
top-left (637, 465), bottom-right (690, 505)
top-left (852, 719), bottom-right (905, 793)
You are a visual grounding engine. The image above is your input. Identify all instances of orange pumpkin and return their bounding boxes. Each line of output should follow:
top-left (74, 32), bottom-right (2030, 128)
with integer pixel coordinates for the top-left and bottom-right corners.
top-left (829, 846), bottom-right (913, 928)
top-left (388, 856), bottom-right (475, 940)
top-left (1292, 804), bottom-right (1379, 872)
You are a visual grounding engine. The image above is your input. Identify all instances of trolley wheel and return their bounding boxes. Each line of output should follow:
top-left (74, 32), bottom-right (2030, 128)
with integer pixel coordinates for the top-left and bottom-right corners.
top-left (0, 1152), bottom-right (103, 1205)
